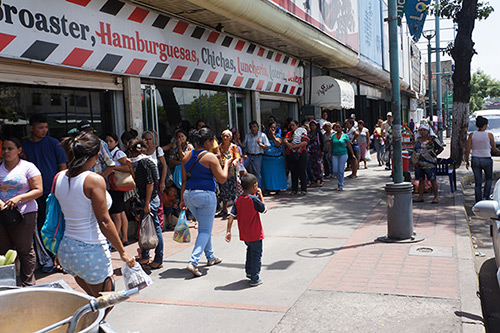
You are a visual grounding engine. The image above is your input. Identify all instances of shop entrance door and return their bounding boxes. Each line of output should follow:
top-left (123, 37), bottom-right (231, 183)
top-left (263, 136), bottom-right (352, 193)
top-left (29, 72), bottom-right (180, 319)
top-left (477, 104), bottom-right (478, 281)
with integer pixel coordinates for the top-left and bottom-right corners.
top-left (141, 84), bottom-right (159, 133)
top-left (228, 92), bottom-right (246, 132)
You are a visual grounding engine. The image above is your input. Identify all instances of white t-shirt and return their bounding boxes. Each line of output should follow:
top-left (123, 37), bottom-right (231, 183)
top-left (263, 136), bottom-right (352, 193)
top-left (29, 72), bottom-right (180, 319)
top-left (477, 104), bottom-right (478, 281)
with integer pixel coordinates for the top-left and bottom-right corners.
top-left (110, 147), bottom-right (127, 166)
top-left (0, 159), bottom-right (41, 214)
top-left (357, 128), bottom-right (369, 145)
top-left (148, 147), bottom-right (164, 166)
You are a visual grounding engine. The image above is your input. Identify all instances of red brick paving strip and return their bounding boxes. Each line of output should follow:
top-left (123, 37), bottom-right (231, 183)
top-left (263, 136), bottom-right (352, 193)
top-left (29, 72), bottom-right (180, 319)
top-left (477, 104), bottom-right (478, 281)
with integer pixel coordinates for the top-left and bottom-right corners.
top-left (310, 184), bottom-right (459, 299)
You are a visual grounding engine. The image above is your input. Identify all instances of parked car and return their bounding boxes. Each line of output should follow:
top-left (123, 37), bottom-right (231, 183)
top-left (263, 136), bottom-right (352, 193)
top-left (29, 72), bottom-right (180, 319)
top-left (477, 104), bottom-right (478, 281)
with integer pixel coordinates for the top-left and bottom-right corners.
top-left (473, 181), bottom-right (500, 284)
top-left (468, 111), bottom-right (500, 148)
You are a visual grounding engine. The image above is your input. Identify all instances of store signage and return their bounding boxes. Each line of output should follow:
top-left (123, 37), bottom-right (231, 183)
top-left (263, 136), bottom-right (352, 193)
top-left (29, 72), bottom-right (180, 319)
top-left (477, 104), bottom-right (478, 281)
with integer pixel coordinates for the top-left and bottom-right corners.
top-left (405, 0), bottom-right (431, 42)
top-left (0, 0), bottom-right (303, 96)
top-left (267, 0), bottom-right (358, 52)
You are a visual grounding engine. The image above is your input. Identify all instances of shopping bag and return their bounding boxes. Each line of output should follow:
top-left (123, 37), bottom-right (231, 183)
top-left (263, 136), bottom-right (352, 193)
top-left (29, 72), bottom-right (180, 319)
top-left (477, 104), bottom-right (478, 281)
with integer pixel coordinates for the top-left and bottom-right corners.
top-left (365, 149), bottom-right (372, 162)
top-left (173, 164), bottom-right (183, 189)
top-left (138, 213), bottom-right (159, 250)
top-left (121, 262), bottom-right (153, 290)
top-left (173, 211), bottom-right (191, 243)
top-left (382, 150), bottom-right (390, 163)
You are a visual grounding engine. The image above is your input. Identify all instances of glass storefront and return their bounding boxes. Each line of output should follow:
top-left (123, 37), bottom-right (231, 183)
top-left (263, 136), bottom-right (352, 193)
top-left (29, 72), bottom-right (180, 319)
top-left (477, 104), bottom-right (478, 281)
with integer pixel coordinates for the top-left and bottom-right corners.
top-left (260, 99), bottom-right (297, 131)
top-left (143, 83), bottom-right (233, 144)
top-left (0, 84), bottom-right (116, 140)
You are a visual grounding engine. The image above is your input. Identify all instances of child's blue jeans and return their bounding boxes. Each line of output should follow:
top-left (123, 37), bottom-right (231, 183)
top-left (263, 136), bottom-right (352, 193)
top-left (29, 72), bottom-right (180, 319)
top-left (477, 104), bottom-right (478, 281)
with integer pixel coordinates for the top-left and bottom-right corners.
top-left (245, 240), bottom-right (263, 283)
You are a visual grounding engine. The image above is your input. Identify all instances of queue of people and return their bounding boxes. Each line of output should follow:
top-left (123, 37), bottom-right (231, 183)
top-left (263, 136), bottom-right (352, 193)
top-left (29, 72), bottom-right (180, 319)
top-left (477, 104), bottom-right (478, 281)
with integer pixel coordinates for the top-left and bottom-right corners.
top-left (2, 110), bottom-right (444, 291)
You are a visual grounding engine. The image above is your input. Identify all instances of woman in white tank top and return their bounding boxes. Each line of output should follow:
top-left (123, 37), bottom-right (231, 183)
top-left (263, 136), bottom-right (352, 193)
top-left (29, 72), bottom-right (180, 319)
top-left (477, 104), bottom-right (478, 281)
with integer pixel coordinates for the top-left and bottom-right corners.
top-left (465, 116), bottom-right (500, 202)
top-left (56, 133), bottom-right (135, 300)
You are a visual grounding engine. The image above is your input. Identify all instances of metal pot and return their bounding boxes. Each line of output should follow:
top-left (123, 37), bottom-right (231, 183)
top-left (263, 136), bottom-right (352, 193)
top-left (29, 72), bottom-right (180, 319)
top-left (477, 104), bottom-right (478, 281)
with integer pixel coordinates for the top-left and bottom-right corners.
top-left (0, 287), bottom-right (104, 333)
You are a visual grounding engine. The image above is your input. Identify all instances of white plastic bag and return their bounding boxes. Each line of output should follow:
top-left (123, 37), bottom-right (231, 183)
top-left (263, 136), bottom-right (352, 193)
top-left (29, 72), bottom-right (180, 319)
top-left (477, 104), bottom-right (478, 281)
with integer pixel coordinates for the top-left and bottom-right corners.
top-left (139, 213), bottom-right (159, 250)
top-left (121, 262), bottom-right (152, 290)
top-left (365, 149), bottom-right (372, 162)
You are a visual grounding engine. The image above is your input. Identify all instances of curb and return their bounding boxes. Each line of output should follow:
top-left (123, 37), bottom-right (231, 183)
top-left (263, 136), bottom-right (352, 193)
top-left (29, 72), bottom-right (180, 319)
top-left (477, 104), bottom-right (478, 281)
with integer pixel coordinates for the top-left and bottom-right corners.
top-left (457, 174), bottom-right (486, 332)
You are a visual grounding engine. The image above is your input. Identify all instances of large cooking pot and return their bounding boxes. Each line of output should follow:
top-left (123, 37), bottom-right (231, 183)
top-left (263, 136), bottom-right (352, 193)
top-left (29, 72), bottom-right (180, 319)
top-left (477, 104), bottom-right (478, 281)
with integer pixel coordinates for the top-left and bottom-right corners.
top-left (0, 287), bottom-right (104, 333)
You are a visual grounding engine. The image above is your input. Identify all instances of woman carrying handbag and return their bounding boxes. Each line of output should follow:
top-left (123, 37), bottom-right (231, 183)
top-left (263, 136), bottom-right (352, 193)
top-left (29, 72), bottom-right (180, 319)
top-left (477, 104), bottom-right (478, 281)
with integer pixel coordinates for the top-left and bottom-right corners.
top-left (106, 133), bottom-right (135, 246)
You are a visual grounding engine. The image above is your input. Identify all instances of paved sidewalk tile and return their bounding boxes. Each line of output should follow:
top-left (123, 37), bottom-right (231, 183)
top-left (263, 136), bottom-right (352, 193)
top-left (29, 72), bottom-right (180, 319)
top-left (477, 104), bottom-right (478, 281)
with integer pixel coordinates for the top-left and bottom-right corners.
top-left (310, 178), bottom-right (459, 299)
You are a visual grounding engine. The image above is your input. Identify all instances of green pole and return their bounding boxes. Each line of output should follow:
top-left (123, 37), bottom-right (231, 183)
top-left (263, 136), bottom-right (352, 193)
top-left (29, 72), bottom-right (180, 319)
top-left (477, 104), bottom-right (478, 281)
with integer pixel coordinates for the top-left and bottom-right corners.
top-left (427, 38), bottom-right (433, 122)
top-left (435, 2), bottom-right (443, 141)
top-left (388, 0), bottom-right (403, 184)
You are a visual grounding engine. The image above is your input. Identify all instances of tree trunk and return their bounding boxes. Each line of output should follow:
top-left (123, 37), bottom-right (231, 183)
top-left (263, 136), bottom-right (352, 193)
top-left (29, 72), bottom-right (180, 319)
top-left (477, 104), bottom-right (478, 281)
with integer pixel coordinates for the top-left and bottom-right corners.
top-left (450, 0), bottom-right (478, 166)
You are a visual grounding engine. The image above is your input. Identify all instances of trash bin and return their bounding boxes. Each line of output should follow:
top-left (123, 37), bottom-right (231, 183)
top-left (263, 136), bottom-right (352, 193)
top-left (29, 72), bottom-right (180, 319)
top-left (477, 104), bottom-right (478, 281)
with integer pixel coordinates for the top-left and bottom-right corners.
top-left (385, 182), bottom-right (414, 240)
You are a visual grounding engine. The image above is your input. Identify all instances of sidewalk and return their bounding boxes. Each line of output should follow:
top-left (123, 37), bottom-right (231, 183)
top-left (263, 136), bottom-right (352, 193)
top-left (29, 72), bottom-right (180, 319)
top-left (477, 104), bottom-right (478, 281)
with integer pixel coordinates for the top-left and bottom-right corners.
top-left (36, 142), bottom-right (483, 332)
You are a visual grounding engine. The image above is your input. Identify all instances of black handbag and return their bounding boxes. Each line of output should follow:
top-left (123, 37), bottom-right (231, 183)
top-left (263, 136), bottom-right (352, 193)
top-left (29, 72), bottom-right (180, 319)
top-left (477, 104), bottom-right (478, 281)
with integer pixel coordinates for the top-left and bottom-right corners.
top-left (0, 206), bottom-right (23, 228)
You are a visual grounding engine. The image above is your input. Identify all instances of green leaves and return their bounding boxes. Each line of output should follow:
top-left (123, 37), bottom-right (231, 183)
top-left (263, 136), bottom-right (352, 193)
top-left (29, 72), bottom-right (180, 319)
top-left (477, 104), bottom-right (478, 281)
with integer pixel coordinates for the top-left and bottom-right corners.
top-left (470, 69), bottom-right (500, 112)
top-left (431, 0), bottom-right (494, 21)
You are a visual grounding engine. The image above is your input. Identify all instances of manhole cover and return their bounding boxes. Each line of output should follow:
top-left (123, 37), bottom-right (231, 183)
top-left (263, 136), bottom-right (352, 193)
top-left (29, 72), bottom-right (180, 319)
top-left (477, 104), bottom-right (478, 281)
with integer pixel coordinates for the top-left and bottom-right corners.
top-left (408, 245), bottom-right (453, 257)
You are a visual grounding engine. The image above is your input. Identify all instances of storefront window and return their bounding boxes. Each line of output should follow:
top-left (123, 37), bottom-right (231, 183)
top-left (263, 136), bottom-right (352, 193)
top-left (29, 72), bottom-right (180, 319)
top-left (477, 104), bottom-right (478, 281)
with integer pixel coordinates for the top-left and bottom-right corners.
top-left (0, 84), bottom-right (115, 140)
top-left (152, 84), bottom-right (230, 143)
top-left (260, 100), bottom-right (297, 131)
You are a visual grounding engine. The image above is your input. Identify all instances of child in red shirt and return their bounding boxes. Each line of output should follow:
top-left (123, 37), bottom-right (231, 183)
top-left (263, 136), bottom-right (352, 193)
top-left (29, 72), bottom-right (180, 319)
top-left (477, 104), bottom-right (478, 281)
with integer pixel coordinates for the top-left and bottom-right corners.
top-left (225, 173), bottom-right (266, 286)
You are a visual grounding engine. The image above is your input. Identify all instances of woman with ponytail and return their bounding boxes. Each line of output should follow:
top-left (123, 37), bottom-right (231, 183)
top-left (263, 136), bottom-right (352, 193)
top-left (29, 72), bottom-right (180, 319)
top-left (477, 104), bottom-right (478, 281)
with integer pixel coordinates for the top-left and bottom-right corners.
top-left (180, 127), bottom-right (234, 277)
top-left (56, 133), bottom-right (135, 299)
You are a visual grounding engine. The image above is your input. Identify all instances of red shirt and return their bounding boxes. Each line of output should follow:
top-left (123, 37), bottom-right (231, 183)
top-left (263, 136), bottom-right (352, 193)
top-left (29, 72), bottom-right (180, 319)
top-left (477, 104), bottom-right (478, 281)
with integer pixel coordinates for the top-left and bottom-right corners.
top-left (230, 195), bottom-right (266, 242)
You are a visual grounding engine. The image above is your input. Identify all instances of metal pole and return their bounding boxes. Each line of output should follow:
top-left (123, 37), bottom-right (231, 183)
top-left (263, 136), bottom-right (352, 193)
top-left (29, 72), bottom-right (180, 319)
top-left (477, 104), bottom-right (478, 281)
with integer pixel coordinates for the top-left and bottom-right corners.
top-left (427, 38), bottom-right (433, 122)
top-left (435, 4), bottom-right (443, 141)
top-left (388, 0), bottom-right (402, 184)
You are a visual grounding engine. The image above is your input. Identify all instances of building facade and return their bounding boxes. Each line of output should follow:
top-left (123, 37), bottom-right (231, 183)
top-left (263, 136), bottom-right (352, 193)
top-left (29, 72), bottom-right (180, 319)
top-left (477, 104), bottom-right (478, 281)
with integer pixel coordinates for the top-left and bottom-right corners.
top-left (0, 0), bottom-right (421, 141)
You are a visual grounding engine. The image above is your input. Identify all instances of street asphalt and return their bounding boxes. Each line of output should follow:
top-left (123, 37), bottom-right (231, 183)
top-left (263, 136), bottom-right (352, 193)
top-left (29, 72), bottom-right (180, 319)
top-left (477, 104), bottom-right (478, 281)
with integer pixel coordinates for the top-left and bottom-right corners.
top-left (37, 141), bottom-right (485, 332)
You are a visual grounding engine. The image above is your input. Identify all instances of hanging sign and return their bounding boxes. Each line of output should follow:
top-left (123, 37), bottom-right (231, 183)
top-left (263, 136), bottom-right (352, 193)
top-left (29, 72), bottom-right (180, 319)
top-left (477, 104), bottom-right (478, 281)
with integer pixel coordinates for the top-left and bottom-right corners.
top-left (397, 0), bottom-right (408, 26)
top-left (0, 0), bottom-right (303, 96)
top-left (405, 0), bottom-right (431, 41)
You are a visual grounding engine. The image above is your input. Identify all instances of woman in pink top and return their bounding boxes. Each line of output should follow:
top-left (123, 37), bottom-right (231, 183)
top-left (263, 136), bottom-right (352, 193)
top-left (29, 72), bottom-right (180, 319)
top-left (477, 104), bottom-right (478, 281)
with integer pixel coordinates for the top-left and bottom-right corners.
top-left (0, 137), bottom-right (43, 286)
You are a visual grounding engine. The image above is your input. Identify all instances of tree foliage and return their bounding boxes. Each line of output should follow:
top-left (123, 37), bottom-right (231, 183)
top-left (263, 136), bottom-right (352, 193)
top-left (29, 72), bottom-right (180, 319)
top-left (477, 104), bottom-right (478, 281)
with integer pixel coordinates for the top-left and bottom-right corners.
top-left (432, 0), bottom-right (494, 21)
top-left (470, 69), bottom-right (500, 112)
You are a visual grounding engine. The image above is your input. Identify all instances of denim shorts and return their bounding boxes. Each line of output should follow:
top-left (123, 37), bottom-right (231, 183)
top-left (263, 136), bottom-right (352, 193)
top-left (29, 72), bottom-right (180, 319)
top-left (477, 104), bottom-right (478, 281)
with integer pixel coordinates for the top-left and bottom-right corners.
top-left (415, 167), bottom-right (437, 181)
top-left (58, 237), bottom-right (113, 284)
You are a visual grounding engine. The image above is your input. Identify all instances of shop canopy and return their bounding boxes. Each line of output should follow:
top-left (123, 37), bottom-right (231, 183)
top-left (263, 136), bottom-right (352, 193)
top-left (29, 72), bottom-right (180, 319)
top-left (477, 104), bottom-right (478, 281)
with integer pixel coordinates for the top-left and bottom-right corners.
top-left (311, 76), bottom-right (355, 110)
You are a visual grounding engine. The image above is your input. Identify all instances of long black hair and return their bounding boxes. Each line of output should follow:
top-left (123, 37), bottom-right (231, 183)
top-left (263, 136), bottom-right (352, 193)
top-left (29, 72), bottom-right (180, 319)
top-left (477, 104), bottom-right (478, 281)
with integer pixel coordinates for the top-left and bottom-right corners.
top-left (61, 133), bottom-right (100, 178)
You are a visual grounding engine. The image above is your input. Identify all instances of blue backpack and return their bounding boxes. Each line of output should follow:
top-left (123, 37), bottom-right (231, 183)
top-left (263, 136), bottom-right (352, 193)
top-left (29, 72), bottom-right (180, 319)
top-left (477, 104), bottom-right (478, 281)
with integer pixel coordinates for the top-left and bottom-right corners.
top-left (41, 172), bottom-right (66, 256)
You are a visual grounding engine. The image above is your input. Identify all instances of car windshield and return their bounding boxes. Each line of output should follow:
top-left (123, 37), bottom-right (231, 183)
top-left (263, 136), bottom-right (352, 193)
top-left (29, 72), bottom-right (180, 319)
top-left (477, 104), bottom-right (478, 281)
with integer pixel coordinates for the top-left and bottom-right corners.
top-left (468, 117), bottom-right (500, 132)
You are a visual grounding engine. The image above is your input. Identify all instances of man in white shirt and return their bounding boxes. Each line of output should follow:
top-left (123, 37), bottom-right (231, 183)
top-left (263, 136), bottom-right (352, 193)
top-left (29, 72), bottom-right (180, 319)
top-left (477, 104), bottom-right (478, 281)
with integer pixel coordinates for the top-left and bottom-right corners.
top-left (243, 120), bottom-right (270, 186)
top-left (318, 111), bottom-right (329, 134)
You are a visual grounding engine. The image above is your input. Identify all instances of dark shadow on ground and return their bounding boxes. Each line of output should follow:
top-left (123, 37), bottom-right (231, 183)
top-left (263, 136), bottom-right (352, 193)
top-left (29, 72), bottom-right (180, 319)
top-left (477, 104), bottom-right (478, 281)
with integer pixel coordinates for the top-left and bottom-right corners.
top-left (479, 258), bottom-right (500, 332)
top-left (214, 279), bottom-right (252, 291)
top-left (266, 260), bottom-right (294, 270)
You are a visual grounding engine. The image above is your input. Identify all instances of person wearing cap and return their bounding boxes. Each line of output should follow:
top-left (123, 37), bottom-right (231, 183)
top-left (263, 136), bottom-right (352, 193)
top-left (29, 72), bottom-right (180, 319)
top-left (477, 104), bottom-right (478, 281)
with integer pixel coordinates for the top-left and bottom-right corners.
top-left (382, 112), bottom-right (393, 170)
top-left (78, 121), bottom-right (115, 178)
top-left (412, 123), bottom-right (444, 204)
top-left (22, 114), bottom-right (68, 272)
top-left (350, 113), bottom-right (358, 130)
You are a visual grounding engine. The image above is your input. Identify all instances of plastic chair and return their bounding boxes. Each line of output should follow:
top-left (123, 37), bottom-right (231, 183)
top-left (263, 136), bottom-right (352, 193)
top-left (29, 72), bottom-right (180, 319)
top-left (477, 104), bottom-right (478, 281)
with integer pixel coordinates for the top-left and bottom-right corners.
top-left (436, 157), bottom-right (456, 192)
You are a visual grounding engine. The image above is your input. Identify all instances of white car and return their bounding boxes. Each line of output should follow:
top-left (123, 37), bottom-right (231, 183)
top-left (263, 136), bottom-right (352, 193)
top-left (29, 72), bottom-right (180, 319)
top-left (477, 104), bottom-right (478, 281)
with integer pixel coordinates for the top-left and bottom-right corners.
top-left (468, 113), bottom-right (500, 148)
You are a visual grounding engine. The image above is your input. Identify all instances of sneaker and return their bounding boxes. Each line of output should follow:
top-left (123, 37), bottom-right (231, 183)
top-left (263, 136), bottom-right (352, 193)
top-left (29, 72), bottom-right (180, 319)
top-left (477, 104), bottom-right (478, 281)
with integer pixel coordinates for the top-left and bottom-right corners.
top-left (249, 279), bottom-right (263, 287)
top-left (246, 274), bottom-right (252, 279)
top-left (207, 257), bottom-right (222, 266)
